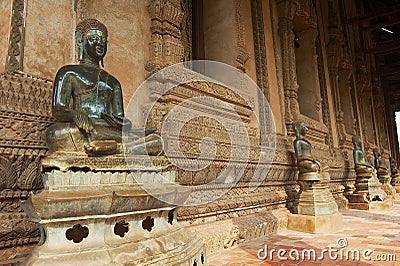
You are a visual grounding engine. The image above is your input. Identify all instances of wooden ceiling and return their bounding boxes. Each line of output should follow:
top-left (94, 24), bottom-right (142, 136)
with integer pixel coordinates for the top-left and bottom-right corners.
top-left (348, 0), bottom-right (400, 107)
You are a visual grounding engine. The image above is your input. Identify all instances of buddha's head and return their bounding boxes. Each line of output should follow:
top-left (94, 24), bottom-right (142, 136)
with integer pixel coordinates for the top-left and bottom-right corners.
top-left (373, 148), bottom-right (381, 158)
top-left (293, 119), bottom-right (307, 139)
top-left (352, 135), bottom-right (362, 149)
top-left (75, 18), bottom-right (108, 64)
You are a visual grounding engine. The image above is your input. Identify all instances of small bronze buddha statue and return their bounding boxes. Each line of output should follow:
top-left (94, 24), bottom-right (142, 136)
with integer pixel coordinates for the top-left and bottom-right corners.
top-left (292, 120), bottom-right (329, 181)
top-left (46, 19), bottom-right (162, 156)
top-left (351, 136), bottom-right (375, 174)
top-left (373, 149), bottom-right (389, 176)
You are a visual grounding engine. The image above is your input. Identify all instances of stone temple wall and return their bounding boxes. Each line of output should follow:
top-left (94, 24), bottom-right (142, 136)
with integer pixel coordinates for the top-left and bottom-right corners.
top-left (0, 0), bottom-right (395, 263)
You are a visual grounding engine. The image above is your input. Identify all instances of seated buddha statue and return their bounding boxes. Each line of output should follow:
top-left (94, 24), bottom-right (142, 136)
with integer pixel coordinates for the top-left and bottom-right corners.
top-left (352, 136), bottom-right (375, 174)
top-left (292, 120), bottom-right (329, 181)
top-left (46, 18), bottom-right (162, 156)
top-left (373, 149), bottom-right (389, 176)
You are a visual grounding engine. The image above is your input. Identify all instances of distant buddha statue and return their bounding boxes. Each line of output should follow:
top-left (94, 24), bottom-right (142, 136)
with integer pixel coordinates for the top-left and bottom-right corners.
top-left (390, 157), bottom-right (400, 192)
top-left (46, 19), bottom-right (162, 156)
top-left (292, 120), bottom-right (329, 181)
top-left (352, 136), bottom-right (375, 174)
top-left (373, 149), bottom-right (389, 176)
top-left (390, 157), bottom-right (399, 176)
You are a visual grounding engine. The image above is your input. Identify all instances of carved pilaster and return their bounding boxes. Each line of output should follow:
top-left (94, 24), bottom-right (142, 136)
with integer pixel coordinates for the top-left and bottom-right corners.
top-left (6, 0), bottom-right (25, 72)
top-left (251, 0), bottom-right (269, 100)
top-left (146, 0), bottom-right (184, 73)
top-left (277, 0), bottom-right (300, 124)
top-left (234, 0), bottom-right (250, 72)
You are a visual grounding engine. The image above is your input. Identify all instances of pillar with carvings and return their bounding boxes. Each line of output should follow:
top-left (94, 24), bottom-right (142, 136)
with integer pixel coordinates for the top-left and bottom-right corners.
top-left (146, 0), bottom-right (185, 73)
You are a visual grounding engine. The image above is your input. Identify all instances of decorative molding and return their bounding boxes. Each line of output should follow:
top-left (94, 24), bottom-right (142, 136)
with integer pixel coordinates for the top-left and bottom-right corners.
top-left (6, 0), bottom-right (25, 72)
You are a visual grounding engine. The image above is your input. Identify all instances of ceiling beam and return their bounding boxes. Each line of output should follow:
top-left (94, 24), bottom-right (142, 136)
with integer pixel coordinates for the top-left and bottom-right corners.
top-left (347, 5), bottom-right (400, 24)
top-left (361, 20), bottom-right (400, 31)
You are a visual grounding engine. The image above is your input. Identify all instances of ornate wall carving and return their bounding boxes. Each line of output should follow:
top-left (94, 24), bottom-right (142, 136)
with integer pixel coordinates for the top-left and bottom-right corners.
top-left (0, 72), bottom-right (53, 263)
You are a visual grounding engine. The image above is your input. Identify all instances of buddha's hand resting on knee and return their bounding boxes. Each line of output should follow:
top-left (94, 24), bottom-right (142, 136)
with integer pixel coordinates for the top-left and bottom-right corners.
top-left (73, 113), bottom-right (94, 133)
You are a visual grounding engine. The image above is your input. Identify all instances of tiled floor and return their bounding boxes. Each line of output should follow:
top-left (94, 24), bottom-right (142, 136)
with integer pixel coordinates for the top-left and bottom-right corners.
top-left (208, 200), bottom-right (400, 266)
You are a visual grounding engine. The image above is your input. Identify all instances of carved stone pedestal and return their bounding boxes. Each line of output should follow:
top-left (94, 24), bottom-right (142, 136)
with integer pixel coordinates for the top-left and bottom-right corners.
top-left (391, 173), bottom-right (400, 193)
top-left (22, 156), bottom-right (206, 266)
top-left (348, 172), bottom-right (392, 210)
top-left (377, 172), bottom-right (396, 199)
top-left (288, 179), bottom-right (342, 233)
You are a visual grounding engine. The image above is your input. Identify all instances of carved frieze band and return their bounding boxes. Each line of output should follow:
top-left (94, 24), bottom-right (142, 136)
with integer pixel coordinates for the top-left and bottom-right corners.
top-left (6, 0), bottom-right (25, 72)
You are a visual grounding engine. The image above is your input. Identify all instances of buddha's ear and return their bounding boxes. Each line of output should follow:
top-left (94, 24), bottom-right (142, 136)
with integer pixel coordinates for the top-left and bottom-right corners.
top-left (75, 31), bottom-right (84, 46)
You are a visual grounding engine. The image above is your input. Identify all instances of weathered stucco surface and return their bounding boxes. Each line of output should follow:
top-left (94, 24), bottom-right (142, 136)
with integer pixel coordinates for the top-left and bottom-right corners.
top-left (0, 0), bottom-right (12, 72)
top-left (24, 0), bottom-right (74, 79)
top-left (85, 0), bottom-right (151, 110)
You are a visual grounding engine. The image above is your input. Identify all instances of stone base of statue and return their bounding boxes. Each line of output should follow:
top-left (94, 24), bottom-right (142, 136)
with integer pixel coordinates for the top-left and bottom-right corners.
top-left (287, 173), bottom-right (342, 234)
top-left (348, 172), bottom-right (392, 210)
top-left (390, 173), bottom-right (400, 193)
top-left (377, 172), bottom-right (396, 199)
top-left (22, 155), bottom-right (206, 266)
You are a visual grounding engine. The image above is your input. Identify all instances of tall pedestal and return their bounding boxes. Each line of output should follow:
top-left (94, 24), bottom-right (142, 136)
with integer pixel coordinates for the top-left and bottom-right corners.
top-left (348, 171), bottom-right (392, 210)
top-left (22, 156), bottom-right (206, 266)
top-left (288, 176), bottom-right (342, 234)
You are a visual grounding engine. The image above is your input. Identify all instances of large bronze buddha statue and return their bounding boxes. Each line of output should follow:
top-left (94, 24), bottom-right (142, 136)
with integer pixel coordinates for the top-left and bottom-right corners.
top-left (46, 19), bottom-right (161, 156)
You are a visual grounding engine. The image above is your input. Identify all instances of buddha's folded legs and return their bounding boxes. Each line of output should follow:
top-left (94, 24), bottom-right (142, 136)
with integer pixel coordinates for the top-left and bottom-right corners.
top-left (46, 122), bottom-right (122, 155)
top-left (46, 122), bottom-right (89, 154)
top-left (46, 123), bottom-right (163, 156)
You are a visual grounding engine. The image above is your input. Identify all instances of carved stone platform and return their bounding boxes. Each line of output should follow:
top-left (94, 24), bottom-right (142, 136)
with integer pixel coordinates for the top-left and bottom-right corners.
top-left (348, 172), bottom-right (392, 210)
top-left (288, 179), bottom-right (342, 234)
top-left (22, 156), bottom-right (206, 266)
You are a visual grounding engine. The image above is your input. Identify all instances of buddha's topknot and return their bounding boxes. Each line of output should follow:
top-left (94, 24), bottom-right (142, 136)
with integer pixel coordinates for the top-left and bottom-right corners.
top-left (76, 18), bottom-right (108, 36)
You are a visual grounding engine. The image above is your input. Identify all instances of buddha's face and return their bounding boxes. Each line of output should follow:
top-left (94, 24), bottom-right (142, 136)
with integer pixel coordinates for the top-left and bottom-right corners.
top-left (84, 29), bottom-right (107, 61)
